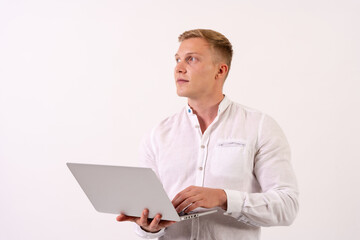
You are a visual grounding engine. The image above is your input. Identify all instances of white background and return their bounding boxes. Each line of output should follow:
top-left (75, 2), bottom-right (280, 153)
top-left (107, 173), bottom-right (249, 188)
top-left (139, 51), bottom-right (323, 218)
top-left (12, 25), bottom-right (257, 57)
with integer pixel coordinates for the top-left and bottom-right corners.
top-left (1, 0), bottom-right (359, 239)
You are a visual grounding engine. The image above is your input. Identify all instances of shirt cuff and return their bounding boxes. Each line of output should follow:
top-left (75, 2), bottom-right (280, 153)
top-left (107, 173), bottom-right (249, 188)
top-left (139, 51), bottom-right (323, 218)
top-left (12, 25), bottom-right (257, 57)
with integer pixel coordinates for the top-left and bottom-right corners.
top-left (134, 223), bottom-right (165, 239)
top-left (223, 189), bottom-right (246, 215)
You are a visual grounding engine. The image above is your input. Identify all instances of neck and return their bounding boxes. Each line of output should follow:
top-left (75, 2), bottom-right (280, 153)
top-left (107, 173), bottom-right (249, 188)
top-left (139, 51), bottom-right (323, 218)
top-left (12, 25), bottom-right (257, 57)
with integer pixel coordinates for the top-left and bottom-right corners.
top-left (188, 94), bottom-right (224, 133)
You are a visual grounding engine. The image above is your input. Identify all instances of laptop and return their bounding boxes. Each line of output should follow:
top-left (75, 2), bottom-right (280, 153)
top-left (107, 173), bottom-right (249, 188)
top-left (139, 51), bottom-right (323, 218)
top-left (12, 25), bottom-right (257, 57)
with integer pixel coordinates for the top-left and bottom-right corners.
top-left (67, 163), bottom-right (217, 221)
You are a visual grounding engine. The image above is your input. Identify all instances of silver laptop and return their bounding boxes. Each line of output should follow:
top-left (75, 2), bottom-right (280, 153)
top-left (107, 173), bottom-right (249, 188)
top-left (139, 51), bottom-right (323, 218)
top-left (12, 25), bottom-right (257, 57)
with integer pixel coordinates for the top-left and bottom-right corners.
top-left (67, 163), bottom-right (217, 221)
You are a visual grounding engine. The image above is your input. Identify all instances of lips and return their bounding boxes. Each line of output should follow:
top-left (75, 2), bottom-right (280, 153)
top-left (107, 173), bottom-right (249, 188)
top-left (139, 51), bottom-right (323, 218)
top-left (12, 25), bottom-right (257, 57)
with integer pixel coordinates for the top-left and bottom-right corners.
top-left (177, 78), bottom-right (189, 83)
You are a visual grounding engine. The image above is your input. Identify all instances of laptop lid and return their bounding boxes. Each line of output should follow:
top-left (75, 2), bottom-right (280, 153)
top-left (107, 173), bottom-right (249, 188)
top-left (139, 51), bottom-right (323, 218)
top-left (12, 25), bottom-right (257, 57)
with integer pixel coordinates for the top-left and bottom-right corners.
top-left (67, 163), bottom-right (217, 221)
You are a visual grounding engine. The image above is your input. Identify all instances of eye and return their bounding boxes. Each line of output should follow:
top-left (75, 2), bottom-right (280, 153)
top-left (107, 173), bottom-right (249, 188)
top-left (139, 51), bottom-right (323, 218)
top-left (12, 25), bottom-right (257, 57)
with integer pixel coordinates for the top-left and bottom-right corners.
top-left (175, 58), bottom-right (181, 63)
top-left (186, 56), bottom-right (197, 63)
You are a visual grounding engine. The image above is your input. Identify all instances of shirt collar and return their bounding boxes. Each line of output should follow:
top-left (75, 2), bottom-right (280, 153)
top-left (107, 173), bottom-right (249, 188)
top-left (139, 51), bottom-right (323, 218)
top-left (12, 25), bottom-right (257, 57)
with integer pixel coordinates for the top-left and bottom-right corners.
top-left (218, 95), bottom-right (231, 115)
top-left (186, 95), bottom-right (232, 116)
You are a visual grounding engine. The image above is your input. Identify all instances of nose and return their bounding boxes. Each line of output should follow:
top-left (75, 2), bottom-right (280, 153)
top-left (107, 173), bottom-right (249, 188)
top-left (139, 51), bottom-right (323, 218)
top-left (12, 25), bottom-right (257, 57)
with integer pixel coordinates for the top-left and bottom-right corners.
top-left (175, 61), bottom-right (186, 74)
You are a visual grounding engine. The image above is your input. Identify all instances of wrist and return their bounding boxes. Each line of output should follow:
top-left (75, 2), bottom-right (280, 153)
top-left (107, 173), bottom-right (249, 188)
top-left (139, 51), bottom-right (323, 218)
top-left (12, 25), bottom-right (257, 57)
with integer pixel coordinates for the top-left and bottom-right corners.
top-left (140, 226), bottom-right (161, 234)
top-left (219, 189), bottom-right (227, 210)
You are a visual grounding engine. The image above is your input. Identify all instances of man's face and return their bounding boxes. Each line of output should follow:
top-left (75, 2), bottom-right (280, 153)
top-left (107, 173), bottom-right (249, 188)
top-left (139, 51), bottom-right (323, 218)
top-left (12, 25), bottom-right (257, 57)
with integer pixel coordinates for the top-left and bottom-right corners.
top-left (174, 38), bottom-right (220, 100)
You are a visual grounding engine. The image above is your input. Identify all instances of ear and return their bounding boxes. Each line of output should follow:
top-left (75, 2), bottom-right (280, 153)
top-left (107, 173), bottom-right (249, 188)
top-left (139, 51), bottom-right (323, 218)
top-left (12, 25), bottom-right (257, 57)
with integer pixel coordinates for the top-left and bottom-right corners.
top-left (215, 64), bottom-right (229, 80)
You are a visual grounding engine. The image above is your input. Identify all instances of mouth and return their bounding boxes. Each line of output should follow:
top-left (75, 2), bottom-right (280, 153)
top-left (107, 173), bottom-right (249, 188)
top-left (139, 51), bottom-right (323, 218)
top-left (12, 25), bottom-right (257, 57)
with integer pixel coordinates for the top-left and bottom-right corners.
top-left (176, 78), bottom-right (189, 84)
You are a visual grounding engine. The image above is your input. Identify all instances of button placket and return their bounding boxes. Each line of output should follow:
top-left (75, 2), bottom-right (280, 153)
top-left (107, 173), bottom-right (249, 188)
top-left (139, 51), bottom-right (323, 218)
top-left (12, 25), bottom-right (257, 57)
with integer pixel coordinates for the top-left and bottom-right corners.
top-left (197, 134), bottom-right (210, 186)
top-left (196, 142), bottom-right (205, 186)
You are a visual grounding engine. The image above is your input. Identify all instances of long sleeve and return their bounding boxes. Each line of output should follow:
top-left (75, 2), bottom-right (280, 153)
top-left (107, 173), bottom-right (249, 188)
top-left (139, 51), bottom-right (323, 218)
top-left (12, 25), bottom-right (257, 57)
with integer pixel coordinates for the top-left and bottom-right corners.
top-left (134, 128), bottom-right (166, 239)
top-left (224, 114), bottom-right (299, 227)
top-left (138, 128), bottom-right (160, 175)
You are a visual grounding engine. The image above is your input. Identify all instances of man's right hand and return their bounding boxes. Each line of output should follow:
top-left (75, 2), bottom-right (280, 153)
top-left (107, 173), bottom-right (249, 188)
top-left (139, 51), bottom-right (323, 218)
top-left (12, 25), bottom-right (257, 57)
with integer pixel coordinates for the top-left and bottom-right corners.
top-left (116, 208), bottom-right (175, 233)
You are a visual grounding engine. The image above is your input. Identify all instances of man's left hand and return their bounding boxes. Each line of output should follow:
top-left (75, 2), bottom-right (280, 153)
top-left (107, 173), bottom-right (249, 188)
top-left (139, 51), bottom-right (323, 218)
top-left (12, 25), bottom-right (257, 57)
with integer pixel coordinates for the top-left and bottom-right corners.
top-left (171, 186), bottom-right (227, 213)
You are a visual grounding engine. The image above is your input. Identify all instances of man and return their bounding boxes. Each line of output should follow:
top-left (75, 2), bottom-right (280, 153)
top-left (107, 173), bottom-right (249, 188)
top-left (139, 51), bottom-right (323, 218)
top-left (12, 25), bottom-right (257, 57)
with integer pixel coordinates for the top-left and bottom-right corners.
top-left (117, 29), bottom-right (299, 239)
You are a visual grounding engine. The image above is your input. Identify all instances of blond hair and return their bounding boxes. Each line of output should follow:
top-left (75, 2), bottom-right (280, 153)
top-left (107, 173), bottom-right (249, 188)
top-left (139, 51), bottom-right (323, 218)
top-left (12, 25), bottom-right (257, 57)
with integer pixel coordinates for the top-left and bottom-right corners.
top-left (178, 29), bottom-right (233, 75)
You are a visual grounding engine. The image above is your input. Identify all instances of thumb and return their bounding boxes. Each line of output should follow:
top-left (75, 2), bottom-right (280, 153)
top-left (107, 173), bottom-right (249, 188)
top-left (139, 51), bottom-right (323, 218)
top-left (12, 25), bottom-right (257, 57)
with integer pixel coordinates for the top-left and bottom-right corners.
top-left (116, 214), bottom-right (138, 222)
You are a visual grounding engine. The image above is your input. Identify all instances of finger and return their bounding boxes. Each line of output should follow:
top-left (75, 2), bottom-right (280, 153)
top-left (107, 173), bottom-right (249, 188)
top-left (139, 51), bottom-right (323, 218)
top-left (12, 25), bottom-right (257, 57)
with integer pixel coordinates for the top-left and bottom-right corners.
top-left (138, 209), bottom-right (149, 227)
top-left (175, 196), bottom-right (199, 213)
top-left (161, 220), bottom-right (177, 228)
top-left (148, 214), bottom-right (161, 231)
top-left (173, 193), bottom-right (191, 210)
top-left (172, 192), bottom-right (185, 206)
top-left (185, 201), bottom-right (202, 213)
top-left (172, 189), bottom-right (196, 208)
top-left (172, 186), bottom-right (195, 205)
top-left (116, 214), bottom-right (138, 222)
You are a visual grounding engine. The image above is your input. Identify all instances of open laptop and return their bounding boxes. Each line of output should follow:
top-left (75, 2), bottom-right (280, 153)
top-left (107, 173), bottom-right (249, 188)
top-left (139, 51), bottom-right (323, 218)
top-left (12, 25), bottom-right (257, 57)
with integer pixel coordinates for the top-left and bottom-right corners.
top-left (67, 163), bottom-right (217, 221)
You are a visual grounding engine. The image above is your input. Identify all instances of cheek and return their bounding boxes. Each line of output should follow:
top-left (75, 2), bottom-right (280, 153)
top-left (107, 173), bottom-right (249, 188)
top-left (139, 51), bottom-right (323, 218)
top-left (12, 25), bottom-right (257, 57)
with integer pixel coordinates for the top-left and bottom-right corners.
top-left (197, 67), bottom-right (216, 80)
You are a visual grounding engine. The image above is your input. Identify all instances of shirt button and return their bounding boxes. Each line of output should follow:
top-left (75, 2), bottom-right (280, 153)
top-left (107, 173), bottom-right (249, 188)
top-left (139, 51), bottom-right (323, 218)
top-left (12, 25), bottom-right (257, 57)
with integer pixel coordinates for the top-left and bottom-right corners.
top-left (200, 145), bottom-right (205, 149)
top-left (199, 167), bottom-right (203, 171)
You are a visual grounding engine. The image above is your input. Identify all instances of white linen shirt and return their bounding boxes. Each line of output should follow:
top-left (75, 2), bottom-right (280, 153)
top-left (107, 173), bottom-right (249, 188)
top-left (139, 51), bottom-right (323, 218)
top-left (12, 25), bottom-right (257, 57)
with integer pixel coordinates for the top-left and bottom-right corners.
top-left (135, 96), bottom-right (299, 240)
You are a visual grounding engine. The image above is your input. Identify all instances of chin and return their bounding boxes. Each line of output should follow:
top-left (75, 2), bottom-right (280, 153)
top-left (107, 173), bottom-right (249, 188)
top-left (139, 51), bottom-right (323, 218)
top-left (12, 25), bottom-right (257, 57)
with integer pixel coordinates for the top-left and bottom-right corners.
top-left (176, 89), bottom-right (188, 98)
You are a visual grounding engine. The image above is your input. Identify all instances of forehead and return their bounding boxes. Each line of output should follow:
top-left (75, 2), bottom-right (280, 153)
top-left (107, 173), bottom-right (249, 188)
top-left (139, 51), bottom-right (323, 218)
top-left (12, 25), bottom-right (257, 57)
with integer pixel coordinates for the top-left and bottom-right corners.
top-left (176, 38), bottom-right (212, 56)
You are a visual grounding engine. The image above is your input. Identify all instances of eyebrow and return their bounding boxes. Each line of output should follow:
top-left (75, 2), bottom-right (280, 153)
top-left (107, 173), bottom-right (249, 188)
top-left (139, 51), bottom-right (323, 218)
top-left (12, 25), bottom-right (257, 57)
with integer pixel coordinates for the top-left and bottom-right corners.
top-left (175, 52), bottom-right (201, 57)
